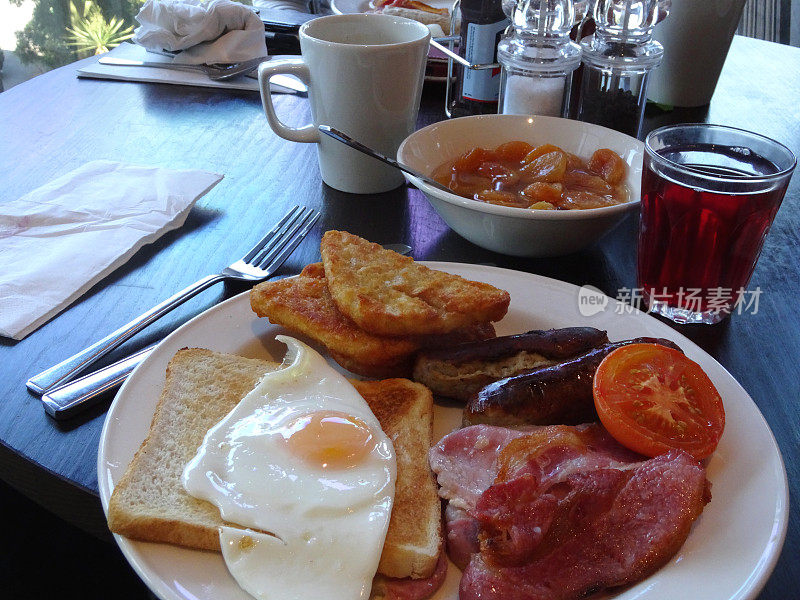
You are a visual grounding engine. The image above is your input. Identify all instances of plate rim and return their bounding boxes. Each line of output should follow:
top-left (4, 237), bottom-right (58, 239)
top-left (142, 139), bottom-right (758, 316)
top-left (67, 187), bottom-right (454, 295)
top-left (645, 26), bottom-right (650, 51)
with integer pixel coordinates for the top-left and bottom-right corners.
top-left (330, 0), bottom-right (454, 15)
top-left (97, 262), bottom-right (789, 600)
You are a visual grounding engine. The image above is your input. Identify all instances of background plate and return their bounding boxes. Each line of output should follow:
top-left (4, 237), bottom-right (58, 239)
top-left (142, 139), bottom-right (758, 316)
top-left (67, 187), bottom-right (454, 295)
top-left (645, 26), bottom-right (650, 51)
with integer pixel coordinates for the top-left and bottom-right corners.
top-left (98, 263), bottom-right (788, 600)
top-left (331, 0), bottom-right (453, 14)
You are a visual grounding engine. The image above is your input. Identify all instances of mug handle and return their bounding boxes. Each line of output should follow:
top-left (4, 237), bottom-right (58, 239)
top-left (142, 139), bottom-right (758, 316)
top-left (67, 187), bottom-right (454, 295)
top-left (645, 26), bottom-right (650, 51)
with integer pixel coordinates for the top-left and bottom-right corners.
top-left (258, 60), bottom-right (319, 143)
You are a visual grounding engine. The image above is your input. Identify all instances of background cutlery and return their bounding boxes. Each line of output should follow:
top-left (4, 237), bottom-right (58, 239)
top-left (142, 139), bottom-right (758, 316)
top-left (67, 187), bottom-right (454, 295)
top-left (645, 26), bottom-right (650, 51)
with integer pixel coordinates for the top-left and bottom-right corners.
top-left (98, 56), bottom-right (268, 81)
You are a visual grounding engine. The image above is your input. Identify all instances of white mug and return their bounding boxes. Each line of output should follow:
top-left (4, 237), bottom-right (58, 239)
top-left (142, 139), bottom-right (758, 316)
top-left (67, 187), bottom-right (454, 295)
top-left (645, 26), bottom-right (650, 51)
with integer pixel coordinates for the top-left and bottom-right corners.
top-left (258, 14), bottom-right (431, 194)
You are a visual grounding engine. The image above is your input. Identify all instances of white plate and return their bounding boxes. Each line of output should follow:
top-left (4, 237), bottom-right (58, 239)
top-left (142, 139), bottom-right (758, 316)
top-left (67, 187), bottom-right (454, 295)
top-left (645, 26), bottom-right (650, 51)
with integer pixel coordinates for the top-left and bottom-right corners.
top-left (98, 263), bottom-right (788, 600)
top-left (331, 0), bottom-right (453, 15)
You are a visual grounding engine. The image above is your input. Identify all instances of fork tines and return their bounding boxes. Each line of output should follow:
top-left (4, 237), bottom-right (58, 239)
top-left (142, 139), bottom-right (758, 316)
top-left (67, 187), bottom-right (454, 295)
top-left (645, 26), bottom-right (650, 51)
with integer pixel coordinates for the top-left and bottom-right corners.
top-left (246, 205), bottom-right (320, 271)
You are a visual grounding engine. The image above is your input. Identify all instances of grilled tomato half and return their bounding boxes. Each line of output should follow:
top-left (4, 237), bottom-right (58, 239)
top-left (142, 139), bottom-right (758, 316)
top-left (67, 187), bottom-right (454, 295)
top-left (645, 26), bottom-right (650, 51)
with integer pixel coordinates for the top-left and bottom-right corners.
top-left (593, 343), bottom-right (725, 460)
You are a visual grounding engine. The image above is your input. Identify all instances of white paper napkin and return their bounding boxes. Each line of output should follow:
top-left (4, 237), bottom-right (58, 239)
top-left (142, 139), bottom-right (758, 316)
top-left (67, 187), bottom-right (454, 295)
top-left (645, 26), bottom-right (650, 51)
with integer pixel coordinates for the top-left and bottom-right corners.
top-left (0, 160), bottom-right (223, 340)
top-left (133, 0), bottom-right (268, 65)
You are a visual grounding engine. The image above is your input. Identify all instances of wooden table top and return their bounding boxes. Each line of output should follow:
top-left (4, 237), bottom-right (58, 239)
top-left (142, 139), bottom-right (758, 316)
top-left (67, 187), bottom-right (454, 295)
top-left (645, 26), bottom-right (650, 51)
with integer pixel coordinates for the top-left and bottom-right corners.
top-left (0, 35), bottom-right (797, 598)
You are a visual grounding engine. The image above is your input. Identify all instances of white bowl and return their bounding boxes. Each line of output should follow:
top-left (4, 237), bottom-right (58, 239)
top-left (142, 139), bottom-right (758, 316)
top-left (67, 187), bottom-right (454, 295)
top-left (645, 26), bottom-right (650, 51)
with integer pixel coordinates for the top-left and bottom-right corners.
top-left (397, 114), bottom-right (644, 257)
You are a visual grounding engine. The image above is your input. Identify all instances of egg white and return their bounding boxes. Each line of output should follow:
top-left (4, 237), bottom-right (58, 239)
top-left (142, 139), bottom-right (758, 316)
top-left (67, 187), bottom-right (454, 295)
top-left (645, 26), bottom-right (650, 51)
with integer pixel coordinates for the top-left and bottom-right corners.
top-left (182, 336), bottom-right (396, 600)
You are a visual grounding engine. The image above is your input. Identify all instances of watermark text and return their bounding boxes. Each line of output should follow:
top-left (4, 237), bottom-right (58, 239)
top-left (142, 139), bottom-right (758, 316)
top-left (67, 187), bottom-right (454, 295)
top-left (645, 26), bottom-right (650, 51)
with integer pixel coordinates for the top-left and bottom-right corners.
top-left (578, 286), bottom-right (762, 317)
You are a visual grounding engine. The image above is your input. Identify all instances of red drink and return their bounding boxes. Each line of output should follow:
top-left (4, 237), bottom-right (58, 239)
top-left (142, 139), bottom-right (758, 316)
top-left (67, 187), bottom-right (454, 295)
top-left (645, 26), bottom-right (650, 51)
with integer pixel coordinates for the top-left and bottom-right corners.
top-left (637, 126), bottom-right (795, 324)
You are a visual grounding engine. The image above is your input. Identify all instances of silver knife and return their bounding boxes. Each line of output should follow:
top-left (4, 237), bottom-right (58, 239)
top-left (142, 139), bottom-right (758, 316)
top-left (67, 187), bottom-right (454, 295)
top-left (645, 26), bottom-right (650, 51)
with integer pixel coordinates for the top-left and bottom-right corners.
top-left (97, 55), bottom-right (307, 93)
top-left (98, 55), bottom-right (269, 80)
top-left (255, 72), bottom-right (308, 95)
top-left (41, 345), bottom-right (155, 420)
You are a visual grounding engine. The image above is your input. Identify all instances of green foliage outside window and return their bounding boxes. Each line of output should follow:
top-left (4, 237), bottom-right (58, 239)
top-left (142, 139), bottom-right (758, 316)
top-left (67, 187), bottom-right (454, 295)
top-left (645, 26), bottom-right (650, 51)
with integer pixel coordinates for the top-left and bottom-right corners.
top-left (12, 0), bottom-right (256, 70)
top-left (66, 0), bottom-right (135, 57)
top-left (15, 0), bottom-right (144, 69)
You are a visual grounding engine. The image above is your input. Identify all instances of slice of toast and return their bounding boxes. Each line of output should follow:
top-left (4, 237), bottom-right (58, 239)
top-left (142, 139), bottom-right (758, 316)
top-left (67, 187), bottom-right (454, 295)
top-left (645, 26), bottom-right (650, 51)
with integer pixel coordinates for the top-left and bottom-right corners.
top-left (107, 349), bottom-right (442, 581)
top-left (107, 348), bottom-right (276, 551)
top-left (320, 230), bottom-right (510, 336)
top-left (353, 379), bottom-right (442, 579)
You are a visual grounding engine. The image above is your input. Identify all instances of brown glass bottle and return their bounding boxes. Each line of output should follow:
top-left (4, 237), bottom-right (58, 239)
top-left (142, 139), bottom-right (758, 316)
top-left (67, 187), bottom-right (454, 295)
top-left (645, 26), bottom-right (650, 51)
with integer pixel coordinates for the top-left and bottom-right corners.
top-left (448, 0), bottom-right (510, 117)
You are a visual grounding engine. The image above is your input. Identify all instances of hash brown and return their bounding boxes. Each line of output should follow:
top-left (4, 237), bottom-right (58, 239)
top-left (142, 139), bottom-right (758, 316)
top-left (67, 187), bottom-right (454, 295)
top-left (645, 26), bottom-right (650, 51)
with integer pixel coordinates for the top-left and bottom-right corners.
top-left (250, 263), bottom-right (420, 378)
top-left (250, 263), bottom-right (497, 378)
top-left (320, 231), bottom-right (510, 336)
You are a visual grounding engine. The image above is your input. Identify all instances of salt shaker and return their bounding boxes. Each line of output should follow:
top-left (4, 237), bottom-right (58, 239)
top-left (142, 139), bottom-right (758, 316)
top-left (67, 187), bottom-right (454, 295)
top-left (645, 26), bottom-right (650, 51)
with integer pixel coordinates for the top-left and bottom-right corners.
top-left (575, 0), bottom-right (667, 138)
top-left (497, 0), bottom-right (582, 117)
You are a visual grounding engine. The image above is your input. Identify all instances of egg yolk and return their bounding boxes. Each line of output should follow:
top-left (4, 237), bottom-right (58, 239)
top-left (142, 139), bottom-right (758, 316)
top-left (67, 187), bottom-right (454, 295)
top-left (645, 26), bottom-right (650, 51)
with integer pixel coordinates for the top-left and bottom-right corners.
top-left (282, 411), bottom-right (376, 470)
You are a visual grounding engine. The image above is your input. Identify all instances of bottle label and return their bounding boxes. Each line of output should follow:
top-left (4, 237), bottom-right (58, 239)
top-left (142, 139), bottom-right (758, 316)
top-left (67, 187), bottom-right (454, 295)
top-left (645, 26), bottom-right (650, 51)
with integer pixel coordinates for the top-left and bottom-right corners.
top-left (461, 20), bottom-right (508, 103)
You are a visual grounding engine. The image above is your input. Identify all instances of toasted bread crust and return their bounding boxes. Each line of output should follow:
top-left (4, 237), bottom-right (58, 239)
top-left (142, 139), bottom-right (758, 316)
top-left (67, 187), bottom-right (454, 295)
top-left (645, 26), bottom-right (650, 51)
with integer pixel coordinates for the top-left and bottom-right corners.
top-left (352, 379), bottom-right (443, 579)
top-left (321, 231), bottom-right (510, 336)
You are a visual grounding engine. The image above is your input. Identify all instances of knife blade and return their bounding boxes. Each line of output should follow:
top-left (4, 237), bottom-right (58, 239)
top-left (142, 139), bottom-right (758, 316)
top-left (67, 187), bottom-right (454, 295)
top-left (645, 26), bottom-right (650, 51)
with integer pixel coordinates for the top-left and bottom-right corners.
top-left (248, 71), bottom-right (308, 95)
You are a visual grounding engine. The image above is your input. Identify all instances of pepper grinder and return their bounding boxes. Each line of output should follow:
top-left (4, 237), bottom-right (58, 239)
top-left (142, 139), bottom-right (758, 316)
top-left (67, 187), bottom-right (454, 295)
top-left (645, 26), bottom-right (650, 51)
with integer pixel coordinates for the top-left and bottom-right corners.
top-left (497, 0), bottom-right (582, 117)
top-left (576, 0), bottom-right (667, 138)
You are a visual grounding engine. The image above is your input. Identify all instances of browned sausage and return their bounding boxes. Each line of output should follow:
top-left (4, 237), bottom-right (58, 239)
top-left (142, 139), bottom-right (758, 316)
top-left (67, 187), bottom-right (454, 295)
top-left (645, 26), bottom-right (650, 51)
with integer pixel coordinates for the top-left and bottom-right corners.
top-left (412, 327), bottom-right (610, 401)
top-left (463, 337), bottom-right (682, 427)
top-left (417, 327), bottom-right (609, 365)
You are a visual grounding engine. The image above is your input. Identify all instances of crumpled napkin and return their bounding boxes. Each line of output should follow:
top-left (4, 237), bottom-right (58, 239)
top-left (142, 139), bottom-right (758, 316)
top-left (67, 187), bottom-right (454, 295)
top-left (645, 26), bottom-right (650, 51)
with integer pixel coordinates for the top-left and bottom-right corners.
top-left (0, 160), bottom-right (222, 340)
top-left (132, 0), bottom-right (268, 65)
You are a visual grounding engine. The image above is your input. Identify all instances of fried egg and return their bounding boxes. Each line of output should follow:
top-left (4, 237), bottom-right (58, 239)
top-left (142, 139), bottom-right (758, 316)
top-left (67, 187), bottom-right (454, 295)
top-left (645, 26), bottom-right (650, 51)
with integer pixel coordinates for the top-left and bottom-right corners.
top-left (182, 336), bottom-right (396, 600)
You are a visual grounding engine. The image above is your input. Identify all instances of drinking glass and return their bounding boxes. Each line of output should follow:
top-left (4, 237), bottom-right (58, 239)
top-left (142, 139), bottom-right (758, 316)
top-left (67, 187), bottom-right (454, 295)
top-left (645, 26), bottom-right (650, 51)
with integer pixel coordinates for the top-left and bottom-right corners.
top-left (637, 123), bottom-right (796, 324)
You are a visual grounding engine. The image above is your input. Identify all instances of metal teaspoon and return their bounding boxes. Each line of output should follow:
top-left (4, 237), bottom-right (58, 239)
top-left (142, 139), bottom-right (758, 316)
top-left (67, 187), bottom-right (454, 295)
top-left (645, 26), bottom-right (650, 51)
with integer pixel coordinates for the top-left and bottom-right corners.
top-left (317, 125), bottom-right (454, 194)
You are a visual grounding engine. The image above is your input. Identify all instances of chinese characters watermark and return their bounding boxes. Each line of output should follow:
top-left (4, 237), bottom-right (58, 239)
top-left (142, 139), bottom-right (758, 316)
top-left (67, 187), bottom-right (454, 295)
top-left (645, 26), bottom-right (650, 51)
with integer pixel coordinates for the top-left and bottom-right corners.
top-left (578, 285), bottom-right (762, 317)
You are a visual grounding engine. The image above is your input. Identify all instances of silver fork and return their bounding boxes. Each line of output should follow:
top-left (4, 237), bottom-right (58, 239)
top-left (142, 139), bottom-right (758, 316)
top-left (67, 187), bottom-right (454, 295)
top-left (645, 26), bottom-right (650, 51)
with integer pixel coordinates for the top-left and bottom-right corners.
top-left (27, 205), bottom-right (320, 396)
